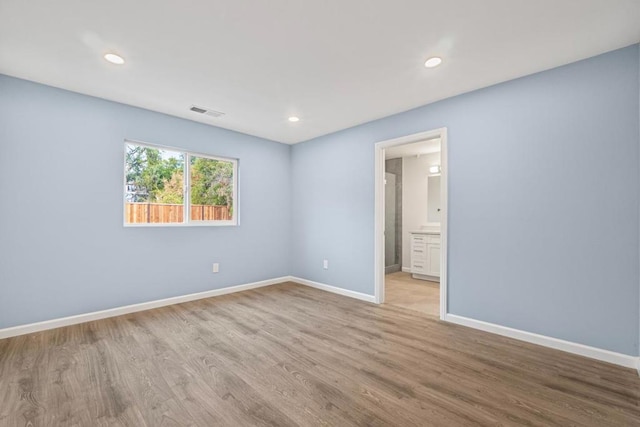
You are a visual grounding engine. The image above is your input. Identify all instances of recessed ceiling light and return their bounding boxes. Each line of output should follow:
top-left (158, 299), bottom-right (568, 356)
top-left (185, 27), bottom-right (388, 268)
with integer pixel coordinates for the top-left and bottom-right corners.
top-left (288, 116), bottom-right (300, 122)
top-left (104, 53), bottom-right (125, 65)
top-left (424, 57), bottom-right (442, 68)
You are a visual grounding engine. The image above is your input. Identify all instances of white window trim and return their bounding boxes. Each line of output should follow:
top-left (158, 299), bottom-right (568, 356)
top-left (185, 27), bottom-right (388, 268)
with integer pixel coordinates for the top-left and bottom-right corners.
top-left (123, 139), bottom-right (239, 227)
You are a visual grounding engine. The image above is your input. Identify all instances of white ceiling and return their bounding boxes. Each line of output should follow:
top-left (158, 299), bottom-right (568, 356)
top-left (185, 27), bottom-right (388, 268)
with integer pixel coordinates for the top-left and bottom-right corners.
top-left (386, 139), bottom-right (440, 159)
top-left (1, 1), bottom-right (639, 144)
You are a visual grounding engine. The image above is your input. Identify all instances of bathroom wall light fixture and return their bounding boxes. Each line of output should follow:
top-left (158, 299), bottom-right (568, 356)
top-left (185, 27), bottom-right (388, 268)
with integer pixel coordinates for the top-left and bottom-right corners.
top-left (429, 165), bottom-right (441, 174)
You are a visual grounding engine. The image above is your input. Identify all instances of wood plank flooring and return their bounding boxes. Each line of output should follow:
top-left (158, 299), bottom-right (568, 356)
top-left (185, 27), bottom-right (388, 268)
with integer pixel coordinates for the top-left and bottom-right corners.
top-left (1, 282), bottom-right (639, 426)
top-left (385, 272), bottom-right (440, 316)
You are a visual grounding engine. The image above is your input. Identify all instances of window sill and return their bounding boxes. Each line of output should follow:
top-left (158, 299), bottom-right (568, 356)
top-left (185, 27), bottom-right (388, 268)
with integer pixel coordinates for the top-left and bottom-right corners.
top-left (123, 221), bottom-right (238, 228)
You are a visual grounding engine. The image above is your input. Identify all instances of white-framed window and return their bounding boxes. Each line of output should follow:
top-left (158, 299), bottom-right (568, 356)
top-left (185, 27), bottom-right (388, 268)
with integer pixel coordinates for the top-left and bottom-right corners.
top-left (124, 140), bottom-right (238, 226)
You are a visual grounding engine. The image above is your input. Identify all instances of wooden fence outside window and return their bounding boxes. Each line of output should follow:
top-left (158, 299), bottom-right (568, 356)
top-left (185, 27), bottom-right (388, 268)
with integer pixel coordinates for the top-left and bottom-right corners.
top-left (125, 203), bottom-right (231, 223)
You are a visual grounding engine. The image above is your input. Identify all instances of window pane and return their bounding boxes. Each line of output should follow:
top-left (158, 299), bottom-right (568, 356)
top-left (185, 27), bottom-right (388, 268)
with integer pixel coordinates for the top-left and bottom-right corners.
top-left (124, 144), bottom-right (184, 224)
top-left (190, 156), bottom-right (234, 222)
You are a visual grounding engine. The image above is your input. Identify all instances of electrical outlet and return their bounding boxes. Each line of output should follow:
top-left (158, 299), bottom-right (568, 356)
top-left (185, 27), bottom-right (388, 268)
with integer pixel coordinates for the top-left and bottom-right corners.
top-left (212, 263), bottom-right (219, 273)
top-left (323, 259), bottom-right (329, 270)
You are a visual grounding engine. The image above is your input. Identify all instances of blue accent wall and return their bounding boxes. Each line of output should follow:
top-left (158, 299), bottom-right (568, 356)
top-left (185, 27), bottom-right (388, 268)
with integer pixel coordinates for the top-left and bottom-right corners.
top-left (0, 74), bottom-right (291, 329)
top-left (291, 45), bottom-right (640, 356)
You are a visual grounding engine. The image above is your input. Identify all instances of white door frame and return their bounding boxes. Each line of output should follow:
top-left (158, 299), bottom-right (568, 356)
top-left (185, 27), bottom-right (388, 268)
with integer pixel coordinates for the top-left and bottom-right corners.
top-left (374, 127), bottom-right (448, 320)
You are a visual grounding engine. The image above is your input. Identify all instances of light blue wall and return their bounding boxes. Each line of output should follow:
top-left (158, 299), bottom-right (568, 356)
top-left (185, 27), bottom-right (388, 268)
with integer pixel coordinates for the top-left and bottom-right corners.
top-left (2, 45), bottom-right (639, 357)
top-left (291, 45), bottom-right (640, 356)
top-left (0, 74), bottom-right (291, 329)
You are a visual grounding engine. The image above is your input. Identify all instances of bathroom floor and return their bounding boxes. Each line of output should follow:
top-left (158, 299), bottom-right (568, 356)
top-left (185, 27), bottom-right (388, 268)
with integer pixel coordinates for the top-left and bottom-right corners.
top-left (384, 271), bottom-right (439, 316)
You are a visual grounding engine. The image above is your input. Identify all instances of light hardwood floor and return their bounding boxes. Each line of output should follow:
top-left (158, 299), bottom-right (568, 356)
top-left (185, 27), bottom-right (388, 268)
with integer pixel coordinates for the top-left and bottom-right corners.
top-left (1, 282), bottom-right (639, 426)
top-left (385, 271), bottom-right (440, 316)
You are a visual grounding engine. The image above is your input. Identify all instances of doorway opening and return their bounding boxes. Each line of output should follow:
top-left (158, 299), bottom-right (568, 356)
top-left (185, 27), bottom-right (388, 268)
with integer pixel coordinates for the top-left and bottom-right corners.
top-left (374, 128), bottom-right (448, 319)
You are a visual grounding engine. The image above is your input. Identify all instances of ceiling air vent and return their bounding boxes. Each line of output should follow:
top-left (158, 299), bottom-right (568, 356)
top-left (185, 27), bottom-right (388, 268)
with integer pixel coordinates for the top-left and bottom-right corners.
top-left (189, 105), bottom-right (225, 118)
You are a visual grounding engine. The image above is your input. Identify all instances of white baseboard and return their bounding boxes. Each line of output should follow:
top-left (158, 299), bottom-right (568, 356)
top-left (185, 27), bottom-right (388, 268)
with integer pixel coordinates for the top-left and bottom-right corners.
top-left (289, 276), bottom-right (376, 303)
top-left (444, 314), bottom-right (639, 370)
top-left (0, 276), bottom-right (289, 340)
top-left (3, 278), bottom-right (637, 374)
top-left (401, 267), bottom-right (412, 273)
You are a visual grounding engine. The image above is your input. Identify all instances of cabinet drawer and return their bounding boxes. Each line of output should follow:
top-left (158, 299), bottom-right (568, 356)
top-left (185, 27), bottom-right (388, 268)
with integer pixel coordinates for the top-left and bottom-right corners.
top-left (411, 241), bottom-right (427, 251)
top-left (427, 235), bottom-right (440, 244)
top-left (411, 247), bottom-right (427, 261)
top-left (411, 261), bottom-right (426, 272)
top-left (411, 234), bottom-right (427, 243)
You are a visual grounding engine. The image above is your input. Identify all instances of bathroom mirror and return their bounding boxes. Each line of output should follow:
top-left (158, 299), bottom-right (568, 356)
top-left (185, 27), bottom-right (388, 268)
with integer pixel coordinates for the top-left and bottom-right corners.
top-left (427, 175), bottom-right (441, 223)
